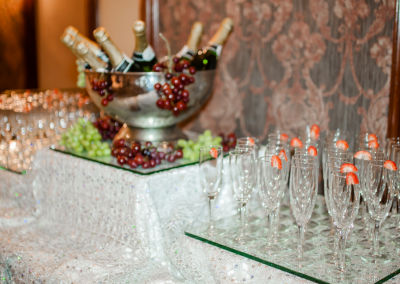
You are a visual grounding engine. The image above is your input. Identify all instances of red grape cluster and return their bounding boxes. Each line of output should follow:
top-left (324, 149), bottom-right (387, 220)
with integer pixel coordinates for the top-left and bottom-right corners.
top-left (152, 57), bottom-right (196, 117)
top-left (90, 77), bottom-right (115, 107)
top-left (219, 132), bottom-right (237, 152)
top-left (93, 116), bottom-right (122, 140)
top-left (111, 139), bottom-right (183, 169)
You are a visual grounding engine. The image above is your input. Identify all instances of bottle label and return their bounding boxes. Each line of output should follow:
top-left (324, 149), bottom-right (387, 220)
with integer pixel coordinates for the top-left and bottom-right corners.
top-left (115, 54), bottom-right (133, 72)
top-left (96, 51), bottom-right (110, 63)
top-left (142, 46), bottom-right (156, 61)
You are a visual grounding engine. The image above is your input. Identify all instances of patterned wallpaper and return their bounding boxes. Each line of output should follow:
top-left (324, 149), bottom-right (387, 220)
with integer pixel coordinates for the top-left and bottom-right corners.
top-left (159, 0), bottom-right (395, 146)
top-left (0, 0), bottom-right (25, 91)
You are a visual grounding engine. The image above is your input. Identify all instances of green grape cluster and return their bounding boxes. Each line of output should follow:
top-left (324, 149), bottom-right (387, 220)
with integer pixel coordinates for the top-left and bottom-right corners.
top-left (59, 118), bottom-right (111, 157)
top-left (177, 130), bottom-right (222, 161)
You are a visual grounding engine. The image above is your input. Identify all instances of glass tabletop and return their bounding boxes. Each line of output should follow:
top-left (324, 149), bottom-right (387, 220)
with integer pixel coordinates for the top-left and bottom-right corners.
top-left (185, 196), bottom-right (400, 284)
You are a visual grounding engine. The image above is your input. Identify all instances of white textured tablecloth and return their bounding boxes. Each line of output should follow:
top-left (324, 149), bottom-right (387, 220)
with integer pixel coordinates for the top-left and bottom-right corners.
top-left (0, 149), bottom-right (398, 283)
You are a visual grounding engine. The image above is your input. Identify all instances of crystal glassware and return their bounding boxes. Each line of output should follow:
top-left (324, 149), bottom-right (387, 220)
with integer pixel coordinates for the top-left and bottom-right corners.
top-left (330, 170), bottom-right (360, 272)
top-left (199, 145), bottom-right (224, 236)
top-left (289, 162), bottom-right (319, 265)
top-left (228, 149), bottom-right (256, 244)
top-left (366, 159), bottom-right (396, 257)
top-left (258, 155), bottom-right (284, 253)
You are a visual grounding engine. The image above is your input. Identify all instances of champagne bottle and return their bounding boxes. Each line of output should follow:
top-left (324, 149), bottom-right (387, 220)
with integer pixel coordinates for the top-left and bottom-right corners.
top-left (75, 41), bottom-right (107, 71)
top-left (93, 27), bottom-right (135, 73)
top-left (131, 20), bottom-right (158, 72)
top-left (65, 26), bottom-right (109, 63)
top-left (60, 32), bottom-right (90, 69)
top-left (190, 18), bottom-right (233, 70)
top-left (176, 22), bottom-right (204, 61)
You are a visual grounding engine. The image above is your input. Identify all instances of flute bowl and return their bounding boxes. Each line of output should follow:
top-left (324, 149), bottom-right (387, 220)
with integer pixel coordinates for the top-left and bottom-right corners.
top-left (85, 70), bottom-right (216, 141)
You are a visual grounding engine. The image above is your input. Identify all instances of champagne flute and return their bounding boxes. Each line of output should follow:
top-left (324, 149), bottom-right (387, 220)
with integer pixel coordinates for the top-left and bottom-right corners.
top-left (199, 145), bottom-right (223, 236)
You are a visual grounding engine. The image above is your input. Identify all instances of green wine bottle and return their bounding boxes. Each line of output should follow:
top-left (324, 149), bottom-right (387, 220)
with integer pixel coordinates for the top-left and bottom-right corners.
top-left (190, 18), bottom-right (233, 70)
top-left (131, 21), bottom-right (158, 72)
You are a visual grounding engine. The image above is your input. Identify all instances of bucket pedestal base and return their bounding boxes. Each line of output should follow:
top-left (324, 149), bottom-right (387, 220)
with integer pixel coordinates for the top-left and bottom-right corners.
top-left (114, 124), bottom-right (188, 143)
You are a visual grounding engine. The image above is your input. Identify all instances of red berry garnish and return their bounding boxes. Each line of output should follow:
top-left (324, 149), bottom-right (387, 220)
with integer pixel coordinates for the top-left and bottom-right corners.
top-left (145, 141), bottom-right (152, 147)
top-left (158, 152), bottom-right (166, 160)
top-left (179, 74), bottom-right (189, 85)
top-left (171, 77), bottom-right (181, 86)
top-left (131, 142), bottom-right (141, 153)
top-left (98, 89), bottom-right (106, 97)
top-left (135, 154), bottom-right (144, 165)
top-left (165, 72), bottom-right (173, 80)
top-left (167, 155), bottom-right (176, 163)
top-left (172, 88), bottom-right (179, 95)
top-left (177, 83), bottom-right (184, 90)
top-left (155, 157), bottom-right (161, 165)
top-left (128, 159), bottom-right (138, 168)
top-left (163, 88), bottom-right (171, 96)
top-left (182, 98), bottom-right (190, 103)
top-left (101, 99), bottom-right (109, 106)
top-left (156, 99), bottom-right (165, 109)
top-left (117, 147), bottom-right (130, 156)
top-left (175, 149), bottom-right (183, 159)
top-left (172, 106), bottom-right (180, 117)
top-left (111, 148), bottom-right (118, 157)
top-left (113, 138), bottom-right (125, 148)
top-left (167, 93), bottom-right (176, 102)
top-left (117, 155), bottom-right (127, 165)
top-left (164, 100), bottom-right (172, 110)
top-left (189, 77), bottom-right (195, 84)
top-left (152, 63), bottom-right (163, 72)
top-left (154, 83), bottom-right (161, 90)
top-left (181, 60), bottom-right (190, 69)
top-left (107, 94), bottom-right (114, 101)
top-left (223, 145), bottom-right (230, 152)
top-left (149, 159), bottom-right (156, 168)
top-left (189, 67), bottom-right (196, 74)
top-left (177, 101), bottom-right (186, 111)
top-left (228, 133), bottom-right (236, 142)
top-left (181, 90), bottom-right (189, 99)
top-left (173, 57), bottom-right (180, 64)
top-left (174, 64), bottom-right (183, 72)
top-left (101, 121), bottom-right (109, 130)
top-left (142, 161), bottom-right (150, 169)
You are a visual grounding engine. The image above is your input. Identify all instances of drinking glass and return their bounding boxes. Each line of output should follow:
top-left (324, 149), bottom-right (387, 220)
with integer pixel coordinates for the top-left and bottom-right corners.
top-left (199, 145), bottom-right (224, 236)
top-left (289, 162), bottom-right (319, 264)
top-left (237, 137), bottom-right (260, 158)
top-left (330, 171), bottom-right (360, 272)
top-left (366, 159), bottom-right (396, 257)
top-left (386, 138), bottom-right (400, 157)
top-left (229, 149), bottom-right (256, 244)
top-left (257, 155), bottom-right (284, 253)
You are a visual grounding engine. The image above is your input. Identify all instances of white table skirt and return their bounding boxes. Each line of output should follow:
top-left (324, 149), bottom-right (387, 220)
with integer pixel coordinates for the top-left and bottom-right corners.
top-left (0, 149), bottom-right (398, 283)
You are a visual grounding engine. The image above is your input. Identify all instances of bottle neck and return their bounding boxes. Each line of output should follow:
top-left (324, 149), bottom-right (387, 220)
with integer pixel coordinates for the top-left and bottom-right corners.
top-left (114, 54), bottom-right (134, 72)
top-left (133, 45), bottom-right (156, 62)
top-left (176, 45), bottom-right (195, 60)
top-left (134, 32), bottom-right (149, 53)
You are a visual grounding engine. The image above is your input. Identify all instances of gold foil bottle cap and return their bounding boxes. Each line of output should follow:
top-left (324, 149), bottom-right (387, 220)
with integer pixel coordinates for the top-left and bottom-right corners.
top-left (209, 17), bottom-right (234, 46)
top-left (93, 27), bottom-right (109, 43)
top-left (132, 20), bottom-right (148, 53)
top-left (61, 32), bottom-right (75, 48)
top-left (187, 22), bottom-right (204, 51)
top-left (65, 26), bottom-right (78, 37)
top-left (75, 41), bottom-right (106, 70)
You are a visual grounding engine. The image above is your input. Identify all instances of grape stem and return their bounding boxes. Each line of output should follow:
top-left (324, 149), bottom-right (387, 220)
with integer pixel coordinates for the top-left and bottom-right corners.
top-left (159, 33), bottom-right (173, 73)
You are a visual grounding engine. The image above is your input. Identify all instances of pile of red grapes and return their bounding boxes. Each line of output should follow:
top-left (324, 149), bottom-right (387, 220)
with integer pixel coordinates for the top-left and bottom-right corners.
top-left (90, 77), bottom-right (115, 107)
top-left (152, 57), bottom-right (196, 117)
top-left (111, 139), bottom-right (183, 169)
top-left (219, 132), bottom-right (237, 152)
top-left (94, 116), bottom-right (122, 141)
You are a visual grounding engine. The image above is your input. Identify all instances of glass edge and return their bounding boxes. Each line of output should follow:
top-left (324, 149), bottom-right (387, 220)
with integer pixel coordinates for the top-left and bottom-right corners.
top-left (0, 166), bottom-right (26, 175)
top-left (375, 269), bottom-right (400, 284)
top-left (184, 231), bottom-right (329, 284)
top-left (51, 148), bottom-right (229, 176)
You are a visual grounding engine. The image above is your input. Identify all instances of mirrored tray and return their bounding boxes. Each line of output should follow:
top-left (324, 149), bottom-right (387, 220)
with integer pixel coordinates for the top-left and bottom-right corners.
top-left (185, 196), bottom-right (400, 284)
top-left (52, 146), bottom-right (204, 175)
